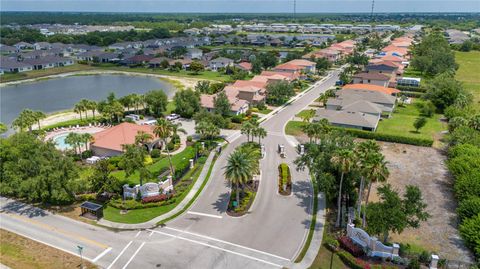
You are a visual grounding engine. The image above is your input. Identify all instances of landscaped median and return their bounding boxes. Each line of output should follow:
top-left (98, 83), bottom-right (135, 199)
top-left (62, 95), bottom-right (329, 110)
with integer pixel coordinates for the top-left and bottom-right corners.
top-left (278, 163), bottom-right (292, 196)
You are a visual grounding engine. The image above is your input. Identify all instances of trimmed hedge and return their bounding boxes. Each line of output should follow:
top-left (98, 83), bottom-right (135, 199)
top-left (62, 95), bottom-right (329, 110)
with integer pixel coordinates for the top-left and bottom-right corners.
top-left (337, 251), bottom-right (367, 269)
top-left (400, 91), bottom-right (425, 98)
top-left (397, 85), bottom-right (427, 93)
top-left (333, 127), bottom-right (434, 147)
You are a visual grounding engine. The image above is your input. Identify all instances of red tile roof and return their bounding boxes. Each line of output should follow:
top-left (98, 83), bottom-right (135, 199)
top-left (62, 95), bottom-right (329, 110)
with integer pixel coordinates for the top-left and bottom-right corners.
top-left (343, 84), bottom-right (400, 95)
top-left (92, 122), bottom-right (157, 152)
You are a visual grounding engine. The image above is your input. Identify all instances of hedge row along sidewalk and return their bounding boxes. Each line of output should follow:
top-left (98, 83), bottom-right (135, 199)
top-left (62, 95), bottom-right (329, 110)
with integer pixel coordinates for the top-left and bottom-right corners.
top-left (97, 151), bottom-right (216, 229)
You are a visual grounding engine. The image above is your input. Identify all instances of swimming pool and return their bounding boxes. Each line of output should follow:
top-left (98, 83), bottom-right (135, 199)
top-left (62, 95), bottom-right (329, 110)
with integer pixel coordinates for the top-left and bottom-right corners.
top-left (53, 133), bottom-right (85, 151)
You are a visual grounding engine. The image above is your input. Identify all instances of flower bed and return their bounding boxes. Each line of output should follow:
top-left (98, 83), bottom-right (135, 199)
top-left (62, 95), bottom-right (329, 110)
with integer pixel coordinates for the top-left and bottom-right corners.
top-left (226, 183), bottom-right (258, 217)
top-left (338, 236), bottom-right (365, 257)
top-left (278, 163), bottom-right (292, 196)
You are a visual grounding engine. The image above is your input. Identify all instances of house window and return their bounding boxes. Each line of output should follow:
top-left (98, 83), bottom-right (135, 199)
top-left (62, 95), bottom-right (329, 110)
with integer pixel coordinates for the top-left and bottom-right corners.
top-left (368, 80), bottom-right (371, 83)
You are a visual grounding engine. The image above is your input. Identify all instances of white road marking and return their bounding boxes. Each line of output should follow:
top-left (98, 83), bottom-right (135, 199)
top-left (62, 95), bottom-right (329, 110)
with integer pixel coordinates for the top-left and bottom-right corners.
top-left (106, 241), bottom-right (133, 269)
top-left (149, 230), bottom-right (154, 237)
top-left (134, 231), bottom-right (141, 238)
top-left (93, 247), bottom-right (112, 263)
top-left (162, 227), bottom-right (290, 262)
top-left (1, 226), bottom-right (94, 262)
top-left (187, 211), bottom-right (223, 219)
top-left (121, 242), bottom-right (146, 269)
top-left (147, 230), bottom-right (283, 268)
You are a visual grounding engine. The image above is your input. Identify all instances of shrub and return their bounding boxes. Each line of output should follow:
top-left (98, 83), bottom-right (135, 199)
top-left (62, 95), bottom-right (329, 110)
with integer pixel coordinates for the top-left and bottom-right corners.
top-left (453, 169), bottom-right (480, 201)
top-left (338, 236), bottom-right (364, 257)
top-left (108, 156), bottom-right (123, 169)
top-left (324, 236), bottom-right (339, 252)
top-left (75, 193), bottom-right (97, 202)
top-left (458, 197), bottom-right (480, 222)
top-left (407, 258), bottom-right (420, 269)
top-left (141, 193), bottom-right (173, 203)
top-left (337, 251), bottom-right (368, 269)
top-left (150, 149), bottom-right (161, 158)
top-left (418, 101), bottom-right (436, 117)
top-left (231, 114), bottom-right (244, 124)
top-left (186, 136), bottom-right (193, 142)
top-left (448, 143), bottom-right (480, 159)
top-left (397, 85), bottom-right (427, 93)
top-left (400, 91), bottom-right (425, 98)
top-left (167, 141), bottom-right (175, 151)
top-left (334, 127), bottom-right (433, 147)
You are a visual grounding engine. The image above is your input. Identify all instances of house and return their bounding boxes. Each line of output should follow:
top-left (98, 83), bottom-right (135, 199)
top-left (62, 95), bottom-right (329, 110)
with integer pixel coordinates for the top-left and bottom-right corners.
top-left (33, 42), bottom-right (52, 50)
top-left (381, 45), bottom-right (408, 58)
top-left (259, 70), bottom-right (300, 81)
top-left (352, 72), bottom-right (391, 87)
top-left (120, 55), bottom-right (154, 65)
top-left (208, 57), bottom-right (234, 71)
top-left (168, 58), bottom-right (192, 70)
top-left (23, 56), bottom-right (74, 70)
top-left (14, 42), bottom-right (33, 50)
top-left (91, 122), bottom-right (160, 157)
top-left (445, 29), bottom-right (470, 44)
top-left (235, 62), bottom-right (252, 72)
top-left (342, 84), bottom-right (401, 96)
top-left (200, 93), bottom-right (249, 115)
top-left (329, 89), bottom-right (397, 115)
top-left (366, 61), bottom-right (401, 75)
top-left (186, 48), bottom-right (203, 59)
top-left (274, 59), bottom-right (316, 74)
top-left (0, 45), bottom-right (18, 54)
top-left (303, 48), bottom-right (341, 62)
top-left (76, 50), bottom-right (105, 61)
top-left (0, 59), bottom-right (34, 73)
top-left (315, 101), bottom-right (382, 131)
top-left (149, 57), bottom-right (171, 68)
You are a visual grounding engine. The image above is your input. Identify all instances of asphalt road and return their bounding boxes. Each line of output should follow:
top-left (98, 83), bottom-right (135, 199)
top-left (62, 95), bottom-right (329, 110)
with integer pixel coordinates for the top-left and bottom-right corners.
top-left (0, 69), bottom-right (340, 269)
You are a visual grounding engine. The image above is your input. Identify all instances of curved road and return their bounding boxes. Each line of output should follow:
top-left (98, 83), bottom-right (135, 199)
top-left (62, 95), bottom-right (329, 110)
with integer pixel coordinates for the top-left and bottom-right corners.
top-left (0, 69), bottom-right (340, 269)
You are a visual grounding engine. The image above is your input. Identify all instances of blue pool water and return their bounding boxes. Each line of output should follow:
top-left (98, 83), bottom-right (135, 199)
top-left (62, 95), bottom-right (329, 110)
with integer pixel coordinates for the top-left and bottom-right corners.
top-left (53, 133), bottom-right (85, 150)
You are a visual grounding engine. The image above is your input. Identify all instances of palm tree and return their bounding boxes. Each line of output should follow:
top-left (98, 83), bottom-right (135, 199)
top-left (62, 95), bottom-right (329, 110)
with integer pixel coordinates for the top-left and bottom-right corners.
top-left (122, 144), bottom-right (150, 186)
top-left (12, 109), bottom-right (36, 132)
top-left (255, 126), bottom-right (267, 144)
top-left (85, 100), bottom-right (97, 119)
top-left (362, 153), bottom-right (389, 227)
top-left (300, 109), bottom-right (316, 123)
top-left (154, 118), bottom-right (175, 178)
top-left (331, 149), bottom-right (355, 228)
top-left (135, 131), bottom-right (153, 147)
top-left (79, 99), bottom-right (91, 119)
top-left (224, 150), bottom-right (254, 208)
top-left (33, 111), bottom-right (46, 130)
top-left (81, 133), bottom-right (94, 152)
top-left (241, 121), bottom-right (255, 142)
top-left (354, 140), bottom-right (381, 217)
top-left (65, 132), bottom-right (82, 158)
top-left (74, 102), bottom-right (85, 120)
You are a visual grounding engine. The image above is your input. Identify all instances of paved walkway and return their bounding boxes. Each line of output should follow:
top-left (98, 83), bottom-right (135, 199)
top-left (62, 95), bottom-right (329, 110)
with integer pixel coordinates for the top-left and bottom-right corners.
top-left (97, 151), bottom-right (216, 229)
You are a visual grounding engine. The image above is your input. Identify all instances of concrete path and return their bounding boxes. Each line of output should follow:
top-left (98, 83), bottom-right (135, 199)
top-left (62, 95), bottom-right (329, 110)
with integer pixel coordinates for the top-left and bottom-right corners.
top-left (97, 151), bottom-right (216, 229)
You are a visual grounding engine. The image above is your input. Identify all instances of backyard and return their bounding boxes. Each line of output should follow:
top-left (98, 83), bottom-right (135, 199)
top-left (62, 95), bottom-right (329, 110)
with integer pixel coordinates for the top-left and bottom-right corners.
top-left (455, 51), bottom-right (480, 104)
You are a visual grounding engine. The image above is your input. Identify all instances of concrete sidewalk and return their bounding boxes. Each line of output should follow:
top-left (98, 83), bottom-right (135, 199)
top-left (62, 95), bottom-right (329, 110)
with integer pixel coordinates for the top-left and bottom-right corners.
top-left (97, 151), bottom-right (216, 229)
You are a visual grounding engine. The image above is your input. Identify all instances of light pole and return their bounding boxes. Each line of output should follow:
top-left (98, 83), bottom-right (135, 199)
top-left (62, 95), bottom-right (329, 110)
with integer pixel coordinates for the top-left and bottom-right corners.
top-left (77, 245), bottom-right (84, 269)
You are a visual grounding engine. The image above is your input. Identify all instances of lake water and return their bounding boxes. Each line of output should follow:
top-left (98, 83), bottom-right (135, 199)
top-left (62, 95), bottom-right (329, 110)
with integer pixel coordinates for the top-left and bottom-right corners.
top-left (0, 74), bottom-right (176, 126)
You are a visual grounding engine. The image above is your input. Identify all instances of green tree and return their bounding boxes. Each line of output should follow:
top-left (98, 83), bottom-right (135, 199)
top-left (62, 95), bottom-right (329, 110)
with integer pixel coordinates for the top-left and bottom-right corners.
top-left (195, 80), bottom-right (211, 94)
top-left (266, 81), bottom-right (295, 106)
top-left (241, 120), bottom-right (256, 142)
top-left (354, 140), bottom-right (381, 217)
top-left (122, 144), bottom-right (150, 186)
top-left (85, 100), bottom-right (97, 119)
top-left (88, 159), bottom-right (120, 194)
top-left (144, 90), bottom-right (168, 117)
top-left (81, 133), bottom-right (93, 152)
top-left (362, 153), bottom-right (390, 227)
top-left (410, 32), bottom-right (458, 76)
top-left (253, 126), bottom-right (267, 144)
top-left (300, 109), bottom-right (316, 123)
top-left (74, 102), bottom-right (86, 120)
top-left (12, 109), bottom-right (36, 132)
top-left (413, 117), bottom-right (427, 133)
top-left (195, 120), bottom-right (220, 141)
top-left (251, 59), bottom-right (263, 74)
top-left (425, 72), bottom-right (468, 112)
top-left (33, 110), bottom-right (46, 130)
top-left (65, 132), bottom-right (83, 158)
top-left (331, 149), bottom-right (355, 227)
top-left (189, 61), bottom-right (205, 74)
top-left (119, 94), bottom-right (134, 112)
top-left (174, 89), bottom-right (201, 118)
top-left (154, 118), bottom-right (176, 178)
top-left (0, 122), bottom-right (7, 134)
top-left (366, 184), bottom-right (429, 242)
top-left (214, 91), bottom-right (231, 117)
top-left (135, 131), bottom-right (153, 147)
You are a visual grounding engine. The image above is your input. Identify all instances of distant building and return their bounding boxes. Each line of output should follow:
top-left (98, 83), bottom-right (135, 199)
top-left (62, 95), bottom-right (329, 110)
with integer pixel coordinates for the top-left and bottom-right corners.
top-left (208, 57), bottom-right (234, 71)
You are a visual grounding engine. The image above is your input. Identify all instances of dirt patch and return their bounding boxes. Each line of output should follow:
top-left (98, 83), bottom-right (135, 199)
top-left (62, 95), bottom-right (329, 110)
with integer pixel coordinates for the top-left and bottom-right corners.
top-left (0, 229), bottom-right (97, 269)
top-left (371, 142), bottom-right (474, 262)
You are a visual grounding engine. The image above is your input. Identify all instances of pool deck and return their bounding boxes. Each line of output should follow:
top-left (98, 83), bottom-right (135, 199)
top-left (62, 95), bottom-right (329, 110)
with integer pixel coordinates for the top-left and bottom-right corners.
top-left (44, 126), bottom-right (107, 148)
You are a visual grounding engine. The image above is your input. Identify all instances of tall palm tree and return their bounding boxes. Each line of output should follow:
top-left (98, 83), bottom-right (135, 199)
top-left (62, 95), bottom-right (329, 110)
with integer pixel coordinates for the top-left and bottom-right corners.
top-left (241, 121), bottom-right (255, 142)
top-left (74, 103), bottom-right (85, 120)
top-left (331, 149), bottom-right (355, 228)
top-left (154, 118), bottom-right (175, 178)
top-left (224, 150), bottom-right (254, 208)
top-left (354, 140), bottom-right (381, 217)
top-left (85, 100), bottom-right (97, 119)
top-left (255, 126), bottom-right (267, 144)
top-left (81, 133), bottom-right (94, 152)
top-left (79, 99), bottom-right (91, 119)
top-left (65, 132), bottom-right (82, 158)
top-left (12, 109), bottom-right (36, 132)
top-left (33, 111), bottom-right (46, 130)
top-left (362, 153), bottom-right (389, 227)
top-left (300, 109), bottom-right (316, 123)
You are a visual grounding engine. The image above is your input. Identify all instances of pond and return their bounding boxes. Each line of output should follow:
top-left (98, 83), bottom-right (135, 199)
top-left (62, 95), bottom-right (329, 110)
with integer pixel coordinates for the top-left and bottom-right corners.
top-left (0, 74), bottom-right (176, 126)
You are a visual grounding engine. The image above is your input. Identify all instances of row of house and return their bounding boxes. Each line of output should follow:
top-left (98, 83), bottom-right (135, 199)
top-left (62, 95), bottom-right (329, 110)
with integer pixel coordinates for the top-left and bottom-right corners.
top-left (231, 23), bottom-right (400, 34)
top-left (312, 35), bottom-right (417, 131)
top-left (303, 39), bottom-right (357, 62)
top-left (200, 59), bottom-right (316, 115)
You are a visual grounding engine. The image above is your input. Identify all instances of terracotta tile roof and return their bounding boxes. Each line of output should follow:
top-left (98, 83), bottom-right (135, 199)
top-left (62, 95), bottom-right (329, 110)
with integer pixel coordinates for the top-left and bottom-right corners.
top-left (382, 45), bottom-right (408, 55)
top-left (285, 59), bottom-right (316, 67)
top-left (260, 70), bottom-right (299, 80)
top-left (200, 94), bottom-right (215, 109)
top-left (274, 62), bottom-right (303, 71)
top-left (236, 61), bottom-right (252, 71)
top-left (232, 80), bottom-right (267, 88)
top-left (92, 122), bottom-right (157, 152)
top-left (380, 55), bottom-right (405, 62)
top-left (342, 84), bottom-right (400, 95)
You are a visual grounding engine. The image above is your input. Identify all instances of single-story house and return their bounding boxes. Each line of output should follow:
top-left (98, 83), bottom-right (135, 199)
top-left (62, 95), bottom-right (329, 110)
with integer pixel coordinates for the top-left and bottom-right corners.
top-left (0, 59), bottom-right (34, 73)
top-left (314, 104), bottom-right (381, 131)
top-left (23, 56), bottom-right (74, 70)
top-left (200, 93), bottom-right (249, 115)
top-left (328, 89), bottom-right (397, 116)
top-left (275, 59), bottom-right (316, 74)
top-left (235, 62), bottom-right (252, 72)
top-left (186, 48), bottom-right (203, 59)
top-left (14, 42), bottom-right (33, 50)
top-left (342, 84), bottom-right (401, 96)
top-left (91, 122), bottom-right (160, 157)
top-left (120, 55), bottom-right (155, 65)
top-left (0, 45), bottom-right (18, 54)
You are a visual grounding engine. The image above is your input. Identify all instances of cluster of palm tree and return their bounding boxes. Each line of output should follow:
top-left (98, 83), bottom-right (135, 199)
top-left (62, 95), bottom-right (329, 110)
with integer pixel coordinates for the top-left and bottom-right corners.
top-left (64, 132), bottom-right (94, 159)
top-left (73, 99), bottom-right (97, 120)
top-left (195, 120), bottom-right (220, 141)
top-left (224, 143), bottom-right (261, 208)
top-left (331, 140), bottom-right (389, 228)
top-left (12, 109), bottom-right (46, 132)
top-left (301, 118), bottom-right (331, 143)
top-left (119, 93), bottom-right (145, 114)
top-left (240, 120), bottom-right (267, 144)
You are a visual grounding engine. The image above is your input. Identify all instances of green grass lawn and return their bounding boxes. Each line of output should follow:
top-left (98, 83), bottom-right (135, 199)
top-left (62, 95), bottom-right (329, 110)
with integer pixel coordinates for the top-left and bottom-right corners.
top-left (376, 100), bottom-right (446, 141)
top-left (455, 51), bottom-right (480, 104)
top-left (112, 146), bottom-right (196, 185)
top-left (285, 121), bottom-right (307, 137)
top-left (103, 156), bottom-right (206, 224)
top-left (296, 109), bottom-right (316, 120)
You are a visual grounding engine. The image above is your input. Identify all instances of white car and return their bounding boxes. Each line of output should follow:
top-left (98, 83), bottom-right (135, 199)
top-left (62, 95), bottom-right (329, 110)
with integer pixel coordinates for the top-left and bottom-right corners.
top-left (166, 114), bottom-right (180, 121)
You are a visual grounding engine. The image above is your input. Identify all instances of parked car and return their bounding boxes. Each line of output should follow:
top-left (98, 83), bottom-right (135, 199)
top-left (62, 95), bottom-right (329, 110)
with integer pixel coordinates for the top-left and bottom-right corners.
top-left (166, 114), bottom-right (180, 121)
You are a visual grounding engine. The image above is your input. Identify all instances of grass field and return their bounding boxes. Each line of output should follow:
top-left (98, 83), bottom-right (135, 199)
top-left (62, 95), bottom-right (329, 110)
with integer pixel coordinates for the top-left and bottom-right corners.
top-left (455, 51), bottom-right (480, 104)
top-left (0, 229), bottom-right (97, 269)
top-left (0, 64), bottom-right (95, 83)
top-left (376, 100), bottom-right (446, 141)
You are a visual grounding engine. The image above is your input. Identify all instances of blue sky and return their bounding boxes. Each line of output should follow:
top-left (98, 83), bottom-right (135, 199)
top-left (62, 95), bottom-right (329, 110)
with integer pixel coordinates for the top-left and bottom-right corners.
top-left (1, 0), bottom-right (479, 13)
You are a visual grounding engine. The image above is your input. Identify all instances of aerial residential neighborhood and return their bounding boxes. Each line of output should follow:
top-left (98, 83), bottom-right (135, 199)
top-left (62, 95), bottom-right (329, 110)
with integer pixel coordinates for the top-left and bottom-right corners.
top-left (0, 2), bottom-right (479, 269)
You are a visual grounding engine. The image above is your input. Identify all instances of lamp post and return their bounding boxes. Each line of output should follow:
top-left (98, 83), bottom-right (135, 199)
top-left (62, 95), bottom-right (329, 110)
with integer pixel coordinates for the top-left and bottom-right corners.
top-left (77, 245), bottom-right (84, 269)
